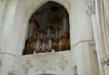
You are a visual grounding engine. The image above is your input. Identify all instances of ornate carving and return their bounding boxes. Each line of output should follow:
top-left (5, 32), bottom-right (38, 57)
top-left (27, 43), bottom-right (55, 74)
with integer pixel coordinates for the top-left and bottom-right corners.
top-left (86, 0), bottom-right (95, 16)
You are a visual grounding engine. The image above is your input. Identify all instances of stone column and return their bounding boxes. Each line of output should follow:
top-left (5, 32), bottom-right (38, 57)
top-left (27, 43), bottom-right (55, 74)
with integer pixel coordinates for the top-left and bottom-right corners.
top-left (0, 0), bottom-right (19, 75)
top-left (102, 0), bottom-right (109, 56)
top-left (70, 0), bottom-right (99, 75)
top-left (100, 0), bottom-right (109, 75)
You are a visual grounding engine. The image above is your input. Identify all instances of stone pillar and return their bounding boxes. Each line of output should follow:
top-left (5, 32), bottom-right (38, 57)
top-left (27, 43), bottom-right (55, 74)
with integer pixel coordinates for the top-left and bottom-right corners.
top-left (70, 0), bottom-right (99, 75)
top-left (102, 0), bottom-right (109, 56)
top-left (91, 14), bottom-right (105, 75)
top-left (100, 0), bottom-right (109, 75)
top-left (0, 0), bottom-right (19, 75)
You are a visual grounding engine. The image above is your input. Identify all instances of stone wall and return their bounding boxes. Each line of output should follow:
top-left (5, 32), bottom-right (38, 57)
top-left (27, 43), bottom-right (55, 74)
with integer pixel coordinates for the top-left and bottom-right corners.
top-left (15, 51), bottom-right (74, 75)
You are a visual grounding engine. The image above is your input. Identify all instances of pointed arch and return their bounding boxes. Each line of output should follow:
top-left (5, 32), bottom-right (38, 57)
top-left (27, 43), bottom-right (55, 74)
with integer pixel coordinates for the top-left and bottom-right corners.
top-left (23, 1), bottom-right (71, 54)
top-left (23, 0), bottom-right (71, 27)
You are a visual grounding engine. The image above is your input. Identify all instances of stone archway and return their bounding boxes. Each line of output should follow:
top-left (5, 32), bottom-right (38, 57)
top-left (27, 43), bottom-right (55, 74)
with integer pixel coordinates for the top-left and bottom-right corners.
top-left (17, 0), bottom-right (72, 55)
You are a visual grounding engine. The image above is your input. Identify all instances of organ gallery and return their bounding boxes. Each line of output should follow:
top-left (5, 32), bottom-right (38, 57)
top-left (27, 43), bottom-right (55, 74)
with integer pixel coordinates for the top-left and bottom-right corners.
top-left (23, 1), bottom-right (70, 55)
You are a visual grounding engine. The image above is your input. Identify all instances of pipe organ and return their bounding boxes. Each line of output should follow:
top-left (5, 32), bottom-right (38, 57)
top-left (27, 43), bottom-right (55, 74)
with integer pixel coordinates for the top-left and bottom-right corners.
top-left (23, 3), bottom-right (70, 55)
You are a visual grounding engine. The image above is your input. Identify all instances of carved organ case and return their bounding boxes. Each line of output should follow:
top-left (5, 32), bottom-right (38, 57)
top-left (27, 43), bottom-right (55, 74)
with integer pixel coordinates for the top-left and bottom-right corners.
top-left (23, 1), bottom-right (70, 55)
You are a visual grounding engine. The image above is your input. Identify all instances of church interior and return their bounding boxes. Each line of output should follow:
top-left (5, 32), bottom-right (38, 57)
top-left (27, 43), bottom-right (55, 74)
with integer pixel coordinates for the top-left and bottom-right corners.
top-left (0, 0), bottom-right (109, 75)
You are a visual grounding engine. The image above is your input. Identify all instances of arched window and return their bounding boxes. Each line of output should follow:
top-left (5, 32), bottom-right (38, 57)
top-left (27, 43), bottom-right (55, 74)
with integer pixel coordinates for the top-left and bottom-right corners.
top-left (23, 1), bottom-right (70, 55)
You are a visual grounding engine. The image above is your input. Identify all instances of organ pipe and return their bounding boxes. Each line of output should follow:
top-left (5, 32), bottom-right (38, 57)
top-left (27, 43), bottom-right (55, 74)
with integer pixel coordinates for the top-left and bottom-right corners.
top-left (63, 11), bottom-right (69, 35)
top-left (28, 22), bottom-right (34, 38)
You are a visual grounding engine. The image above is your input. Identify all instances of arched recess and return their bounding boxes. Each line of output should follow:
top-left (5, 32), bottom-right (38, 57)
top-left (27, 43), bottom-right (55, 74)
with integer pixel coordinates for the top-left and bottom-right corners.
top-left (4, 0), bottom-right (72, 56)
top-left (23, 1), bottom-right (71, 55)
top-left (23, 0), bottom-right (71, 27)
top-left (19, 0), bottom-right (71, 55)
top-left (25, 0), bottom-right (71, 20)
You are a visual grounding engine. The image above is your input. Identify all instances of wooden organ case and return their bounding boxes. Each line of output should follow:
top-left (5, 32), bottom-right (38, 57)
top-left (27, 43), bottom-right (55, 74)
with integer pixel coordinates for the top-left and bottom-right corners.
top-left (23, 2), bottom-right (70, 55)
